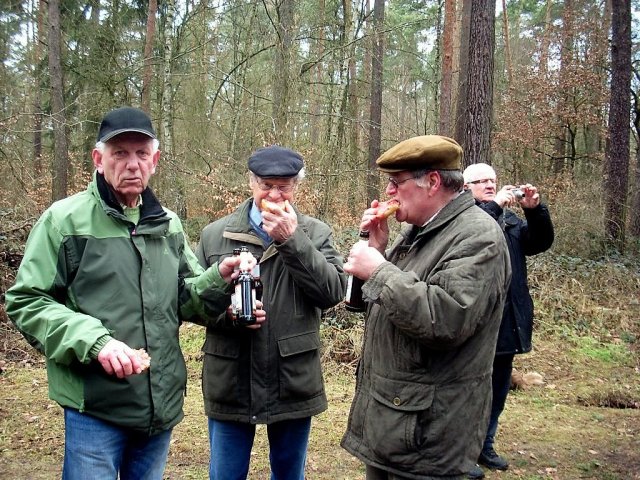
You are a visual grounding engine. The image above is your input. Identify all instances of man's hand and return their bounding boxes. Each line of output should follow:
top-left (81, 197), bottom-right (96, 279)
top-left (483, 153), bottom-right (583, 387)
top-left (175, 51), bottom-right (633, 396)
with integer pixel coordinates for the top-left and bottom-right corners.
top-left (344, 239), bottom-right (386, 281)
top-left (261, 201), bottom-right (298, 243)
top-left (494, 185), bottom-right (520, 208)
top-left (226, 300), bottom-right (267, 330)
top-left (219, 252), bottom-right (257, 283)
top-left (97, 339), bottom-right (148, 378)
top-left (495, 184), bottom-right (540, 209)
top-left (358, 200), bottom-right (391, 253)
top-left (517, 183), bottom-right (541, 209)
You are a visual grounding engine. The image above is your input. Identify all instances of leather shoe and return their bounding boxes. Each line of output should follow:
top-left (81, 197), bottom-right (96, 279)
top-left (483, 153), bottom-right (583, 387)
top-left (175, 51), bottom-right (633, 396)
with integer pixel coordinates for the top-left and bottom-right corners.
top-left (478, 448), bottom-right (509, 470)
top-left (467, 464), bottom-right (485, 479)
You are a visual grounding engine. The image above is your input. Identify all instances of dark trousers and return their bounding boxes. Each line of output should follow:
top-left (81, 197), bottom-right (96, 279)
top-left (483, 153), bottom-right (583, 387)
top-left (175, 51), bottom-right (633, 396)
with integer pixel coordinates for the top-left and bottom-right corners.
top-left (483, 354), bottom-right (515, 451)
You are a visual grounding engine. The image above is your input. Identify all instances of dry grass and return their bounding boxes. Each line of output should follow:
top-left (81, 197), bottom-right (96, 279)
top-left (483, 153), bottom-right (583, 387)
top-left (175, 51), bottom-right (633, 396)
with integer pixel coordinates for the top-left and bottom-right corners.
top-left (1, 253), bottom-right (639, 479)
top-left (1, 323), bottom-right (639, 480)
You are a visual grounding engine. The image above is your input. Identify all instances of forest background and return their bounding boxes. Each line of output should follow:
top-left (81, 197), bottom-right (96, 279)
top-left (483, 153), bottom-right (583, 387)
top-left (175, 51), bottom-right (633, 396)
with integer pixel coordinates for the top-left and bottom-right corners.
top-left (1, 0), bottom-right (640, 479)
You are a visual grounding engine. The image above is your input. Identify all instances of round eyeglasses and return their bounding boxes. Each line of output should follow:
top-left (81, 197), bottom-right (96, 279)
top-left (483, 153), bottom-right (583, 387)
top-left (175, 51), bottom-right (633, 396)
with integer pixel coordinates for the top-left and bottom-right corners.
top-left (387, 176), bottom-right (416, 188)
top-left (466, 178), bottom-right (496, 185)
top-left (256, 180), bottom-right (296, 193)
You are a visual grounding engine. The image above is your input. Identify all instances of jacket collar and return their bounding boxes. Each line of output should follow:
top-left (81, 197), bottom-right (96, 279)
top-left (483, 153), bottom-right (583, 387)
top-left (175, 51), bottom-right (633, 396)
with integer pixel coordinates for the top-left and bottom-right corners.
top-left (94, 172), bottom-right (166, 223)
top-left (401, 190), bottom-right (475, 247)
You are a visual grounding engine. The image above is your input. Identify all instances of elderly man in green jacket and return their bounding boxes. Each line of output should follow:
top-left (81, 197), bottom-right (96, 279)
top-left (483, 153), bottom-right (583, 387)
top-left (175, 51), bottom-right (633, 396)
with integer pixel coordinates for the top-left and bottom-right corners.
top-left (5, 106), bottom-right (258, 480)
top-left (195, 145), bottom-right (347, 480)
top-left (341, 135), bottom-right (511, 479)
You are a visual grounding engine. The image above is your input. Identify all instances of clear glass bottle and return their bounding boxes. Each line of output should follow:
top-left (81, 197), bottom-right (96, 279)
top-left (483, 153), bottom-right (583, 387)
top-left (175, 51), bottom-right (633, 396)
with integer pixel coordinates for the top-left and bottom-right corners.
top-left (344, 231), bottom-right (369, 312)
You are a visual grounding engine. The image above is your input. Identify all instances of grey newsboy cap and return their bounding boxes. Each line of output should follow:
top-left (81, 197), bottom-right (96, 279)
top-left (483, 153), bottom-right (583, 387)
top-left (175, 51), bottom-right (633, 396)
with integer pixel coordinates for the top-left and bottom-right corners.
top-left (248, 145), bottom-right (304, 178)
top-left (97, 107), bottom-right (156, 143)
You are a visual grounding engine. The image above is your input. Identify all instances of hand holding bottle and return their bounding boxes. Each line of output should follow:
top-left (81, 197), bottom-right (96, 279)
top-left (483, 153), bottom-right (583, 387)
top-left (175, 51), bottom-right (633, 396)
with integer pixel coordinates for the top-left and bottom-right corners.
top-left (227, 300), bottom-right (266, 329)
top-left (344, 239), bottom-right (386, 282)
top-left (229, 247), bottom-right (261, 326)
top-left (218, 251), bottom-right (257, 283)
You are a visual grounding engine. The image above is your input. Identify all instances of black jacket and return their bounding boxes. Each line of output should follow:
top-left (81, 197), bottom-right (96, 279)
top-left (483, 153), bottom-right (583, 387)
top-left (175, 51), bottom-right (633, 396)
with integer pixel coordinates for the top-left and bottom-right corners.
top-left (477, 201), bottom-right (554, 355)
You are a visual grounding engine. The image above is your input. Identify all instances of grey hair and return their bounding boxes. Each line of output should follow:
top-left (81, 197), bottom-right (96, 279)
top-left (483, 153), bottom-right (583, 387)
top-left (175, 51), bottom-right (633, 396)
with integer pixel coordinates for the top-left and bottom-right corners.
top-left (95, 138), bottom-right (160, 154)
top-left (414, 169), bottom-right (464, 192)
top-left (462, 162), bottom-right (495, 183)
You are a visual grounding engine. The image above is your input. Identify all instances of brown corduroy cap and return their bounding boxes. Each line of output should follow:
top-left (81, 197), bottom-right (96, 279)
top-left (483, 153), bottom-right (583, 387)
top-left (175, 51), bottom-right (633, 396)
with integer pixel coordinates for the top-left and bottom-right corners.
top-left (376, 135), bottom-right (463, 173)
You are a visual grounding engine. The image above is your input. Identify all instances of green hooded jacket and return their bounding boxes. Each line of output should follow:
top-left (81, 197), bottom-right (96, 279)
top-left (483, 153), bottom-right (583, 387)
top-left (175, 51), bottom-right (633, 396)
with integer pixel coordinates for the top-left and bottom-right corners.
top-left (5, 173), bottom-right (232, 435)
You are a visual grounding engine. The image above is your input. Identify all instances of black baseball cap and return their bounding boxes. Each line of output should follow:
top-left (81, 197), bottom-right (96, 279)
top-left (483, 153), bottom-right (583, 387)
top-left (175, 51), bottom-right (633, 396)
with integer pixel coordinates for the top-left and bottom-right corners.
top-left (97, 107), bottom-right (157, 143)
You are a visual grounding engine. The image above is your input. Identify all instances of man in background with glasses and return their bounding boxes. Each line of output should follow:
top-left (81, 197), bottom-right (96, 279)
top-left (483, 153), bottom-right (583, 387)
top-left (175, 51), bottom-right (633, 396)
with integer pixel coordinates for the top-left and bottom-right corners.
top-left (195, 145), bottom-right (346, 480)
top-left (341, 135), bottom-right (511, 479)
top-left (463, 163), bottom-right (554, 480)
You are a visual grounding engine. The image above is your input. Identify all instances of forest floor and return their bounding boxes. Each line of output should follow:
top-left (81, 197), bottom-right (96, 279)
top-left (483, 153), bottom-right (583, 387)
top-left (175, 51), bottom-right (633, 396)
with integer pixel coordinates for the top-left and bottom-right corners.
top-left (1, 246), bottom-right (639, 479)
top-left (1, 319), bottom-right (639, 480)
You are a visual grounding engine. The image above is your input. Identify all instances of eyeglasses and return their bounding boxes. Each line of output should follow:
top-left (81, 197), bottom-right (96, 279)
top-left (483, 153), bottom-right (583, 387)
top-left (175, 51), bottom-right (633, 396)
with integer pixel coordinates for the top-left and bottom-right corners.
top-left (467, 178), bottom-right (496, 185)
top-left (255, 180), bottom-right (296, 193)
top-left (387, 176), bottom-right (417, 188)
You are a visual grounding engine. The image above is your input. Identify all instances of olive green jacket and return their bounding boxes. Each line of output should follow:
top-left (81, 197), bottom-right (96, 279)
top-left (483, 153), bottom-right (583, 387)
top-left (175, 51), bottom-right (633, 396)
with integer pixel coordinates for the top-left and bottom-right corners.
top-left (195, 198), bottom-right (346, 424)
top-left (5, 173), bottom-right (232, 434)
top-left (341, 191), bottom-right (511, 478)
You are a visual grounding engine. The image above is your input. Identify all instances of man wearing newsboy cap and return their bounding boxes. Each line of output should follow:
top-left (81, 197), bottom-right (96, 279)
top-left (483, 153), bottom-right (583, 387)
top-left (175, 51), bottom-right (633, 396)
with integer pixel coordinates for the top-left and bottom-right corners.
top-left (5, 106), bottom-right (260, 479)
top-left (341, 135), bottom-right (512, 479)
top-left (195, 145), bottom-right (346, 480)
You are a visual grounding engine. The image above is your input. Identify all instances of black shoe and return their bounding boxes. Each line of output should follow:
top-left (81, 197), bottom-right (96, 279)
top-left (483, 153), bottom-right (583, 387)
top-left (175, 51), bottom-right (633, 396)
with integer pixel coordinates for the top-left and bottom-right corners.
top-left (467, 464), bottom-right (485, 479)
top-left (478, 448), bottom-right (509, 470)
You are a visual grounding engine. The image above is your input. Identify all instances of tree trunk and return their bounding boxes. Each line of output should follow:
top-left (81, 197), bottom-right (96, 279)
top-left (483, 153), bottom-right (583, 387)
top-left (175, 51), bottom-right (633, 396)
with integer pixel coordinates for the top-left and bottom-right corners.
top-left (603, 0), bottom-right (631, 249)
top-left (586, 0), bottom-right (611, 158)
top-left (367, 0), bottom-right (385, 205)
top-left (142, 0), bottom-right (158, 113)
top-left (439, 0), bottom-right (456, 137)
top-left (345, 0), bottom-right (359, 164)
top-left (630, 146), bottom-right (640, 239)
top-left (48, 0), bottom-right (69, 202)
top-left (272, 0), bottom-right (295, 144)
top-left (160, 0), bottom-right (186, 219)
top-left (453, 0), bottom-right (471, 148)
top-left (162, 0), bottom-right (175, 159)
top-left (33, 0), bottom-right (45, 175)
top-left (538, 0), bottom-right (552, 78)
top-left (309, 0), bottom-right (325, 145)
top-left (501, 0), bottom-right (512, 87)
top-left (457, 0), bottom-right (495, 168)
top-left (554, 0), bottom-right (575, 173)
top-left (630, 66), bottom-right (640, 239)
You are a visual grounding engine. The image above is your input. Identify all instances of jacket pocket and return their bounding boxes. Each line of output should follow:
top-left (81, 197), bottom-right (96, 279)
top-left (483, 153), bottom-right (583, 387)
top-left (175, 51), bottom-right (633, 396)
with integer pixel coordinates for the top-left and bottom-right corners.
top-left (202, 334), bottom-right (247, 408)
top-left (277, 331), bottom-right (323, 401)
top-left (365, 373), bottom-right (435, 461)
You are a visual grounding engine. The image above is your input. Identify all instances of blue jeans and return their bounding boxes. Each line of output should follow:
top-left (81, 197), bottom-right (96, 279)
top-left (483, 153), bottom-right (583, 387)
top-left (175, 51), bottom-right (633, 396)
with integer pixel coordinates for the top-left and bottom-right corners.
top-left (483, 354), bottom-right (514, 451)
top-left (62, 408), bottom-right (172, 480)
top-left (208, 417), bottom-right (311, 480)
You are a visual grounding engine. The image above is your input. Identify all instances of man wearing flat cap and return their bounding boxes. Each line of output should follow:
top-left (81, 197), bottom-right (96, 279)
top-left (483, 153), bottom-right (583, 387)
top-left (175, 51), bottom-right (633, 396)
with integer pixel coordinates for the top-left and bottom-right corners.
top-left (340, 135), bottom-right (512, 479)
top-left (195, 145), bottom-right (346, 480)
top-left (5, 106), bottom-right (258, 479)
